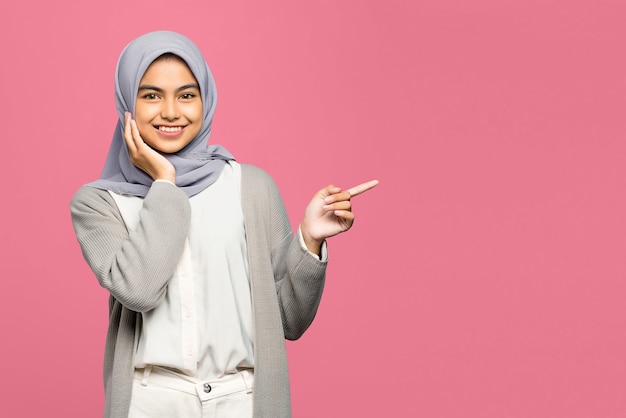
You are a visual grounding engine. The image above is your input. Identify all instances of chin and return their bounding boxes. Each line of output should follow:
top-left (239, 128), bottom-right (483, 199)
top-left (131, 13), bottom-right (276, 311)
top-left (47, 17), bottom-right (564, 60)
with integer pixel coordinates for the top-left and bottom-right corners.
top-left (158, 145), bottom-right (186, 154)
top-left (146, 139), bottom-right (189, 154)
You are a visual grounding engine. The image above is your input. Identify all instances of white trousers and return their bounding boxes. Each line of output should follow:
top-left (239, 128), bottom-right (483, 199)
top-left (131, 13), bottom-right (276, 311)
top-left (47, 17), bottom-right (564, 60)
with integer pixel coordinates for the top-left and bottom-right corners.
top-left (128, 365), bottom-right (254, 418)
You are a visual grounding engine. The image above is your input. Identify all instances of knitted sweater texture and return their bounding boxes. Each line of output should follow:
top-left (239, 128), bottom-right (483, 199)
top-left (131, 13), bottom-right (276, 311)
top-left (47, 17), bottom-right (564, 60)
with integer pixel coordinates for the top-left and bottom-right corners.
top-left (70, 164), bottom-right (327, 417)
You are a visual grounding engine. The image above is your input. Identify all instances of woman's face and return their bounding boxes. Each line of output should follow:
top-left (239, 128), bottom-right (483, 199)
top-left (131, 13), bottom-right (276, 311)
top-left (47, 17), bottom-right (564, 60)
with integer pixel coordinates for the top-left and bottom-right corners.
top-left (134, 55), bottom-right (203, 154)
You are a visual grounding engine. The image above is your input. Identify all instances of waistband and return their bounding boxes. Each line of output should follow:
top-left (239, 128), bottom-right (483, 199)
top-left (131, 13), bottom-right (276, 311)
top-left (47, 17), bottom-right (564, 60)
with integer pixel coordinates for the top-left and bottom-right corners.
top-left (134, 365), bottom-right (254, 402)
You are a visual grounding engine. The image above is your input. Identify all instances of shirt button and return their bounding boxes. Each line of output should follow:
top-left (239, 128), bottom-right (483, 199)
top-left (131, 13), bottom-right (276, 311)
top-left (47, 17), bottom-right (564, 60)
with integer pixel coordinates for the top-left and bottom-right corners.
top-left (204, 383), bottom-right (212, 393)
top-left (187, 349), bottom-right (193, 356)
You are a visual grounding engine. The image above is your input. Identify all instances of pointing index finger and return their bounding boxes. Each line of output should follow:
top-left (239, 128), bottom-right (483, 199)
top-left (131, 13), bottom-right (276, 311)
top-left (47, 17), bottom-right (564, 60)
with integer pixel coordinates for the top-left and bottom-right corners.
top-left (347, 179), bottom-right (379, 197)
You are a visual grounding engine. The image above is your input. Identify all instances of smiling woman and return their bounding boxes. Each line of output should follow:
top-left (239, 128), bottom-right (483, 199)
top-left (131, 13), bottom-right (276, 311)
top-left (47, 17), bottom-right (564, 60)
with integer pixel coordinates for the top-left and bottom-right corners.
top-left (134, 54), bottom-right (203, 154)
top-left (69, 30), bottom-right (377, 418)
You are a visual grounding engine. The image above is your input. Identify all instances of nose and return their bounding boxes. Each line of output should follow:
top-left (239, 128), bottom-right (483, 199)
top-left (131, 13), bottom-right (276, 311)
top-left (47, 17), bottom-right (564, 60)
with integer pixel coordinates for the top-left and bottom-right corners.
top-left (160, 98), bottom-right (180, 121)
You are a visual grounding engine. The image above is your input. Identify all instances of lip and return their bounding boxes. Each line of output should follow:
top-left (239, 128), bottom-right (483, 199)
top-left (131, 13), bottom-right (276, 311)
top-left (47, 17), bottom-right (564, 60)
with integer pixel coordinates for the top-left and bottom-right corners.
top-left (154, 125), bottom-right (186, 138)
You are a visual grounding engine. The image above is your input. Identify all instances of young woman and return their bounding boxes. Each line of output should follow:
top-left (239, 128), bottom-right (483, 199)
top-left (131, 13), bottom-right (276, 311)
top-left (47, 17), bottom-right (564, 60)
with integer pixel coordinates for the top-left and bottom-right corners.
top-left (70, 30), bottom-right (377, 418)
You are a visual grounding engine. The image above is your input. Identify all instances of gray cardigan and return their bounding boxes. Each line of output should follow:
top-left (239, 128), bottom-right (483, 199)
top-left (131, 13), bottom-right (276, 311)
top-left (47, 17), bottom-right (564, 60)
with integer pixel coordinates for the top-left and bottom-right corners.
top-left (70, 164), bottom-right (327, 418)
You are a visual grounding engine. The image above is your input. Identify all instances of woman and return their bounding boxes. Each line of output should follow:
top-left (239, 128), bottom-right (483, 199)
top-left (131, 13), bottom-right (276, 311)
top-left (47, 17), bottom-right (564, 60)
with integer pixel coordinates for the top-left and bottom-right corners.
top-left (70, 30), bottom-right (377, 418)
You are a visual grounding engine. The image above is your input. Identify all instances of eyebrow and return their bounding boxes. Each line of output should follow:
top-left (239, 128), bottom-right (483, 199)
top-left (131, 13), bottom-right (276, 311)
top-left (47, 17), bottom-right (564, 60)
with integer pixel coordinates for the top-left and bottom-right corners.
top-left (137, 83), bottom-right (200, 93)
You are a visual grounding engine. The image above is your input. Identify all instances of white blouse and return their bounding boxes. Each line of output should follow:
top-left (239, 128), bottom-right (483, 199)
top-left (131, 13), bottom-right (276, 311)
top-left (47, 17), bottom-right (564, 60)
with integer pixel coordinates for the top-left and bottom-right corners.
top-left (110, 162), bottom-right (254, 379)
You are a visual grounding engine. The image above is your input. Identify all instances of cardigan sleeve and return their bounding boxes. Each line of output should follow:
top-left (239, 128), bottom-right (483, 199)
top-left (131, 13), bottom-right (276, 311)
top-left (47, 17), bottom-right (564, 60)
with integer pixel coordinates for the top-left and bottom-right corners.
top-left (70, 182), bottom-right (191, 312)
top-left (279, 232), bottom-right (328, 340)
top-left (244, 166), bottom-right (328, 340)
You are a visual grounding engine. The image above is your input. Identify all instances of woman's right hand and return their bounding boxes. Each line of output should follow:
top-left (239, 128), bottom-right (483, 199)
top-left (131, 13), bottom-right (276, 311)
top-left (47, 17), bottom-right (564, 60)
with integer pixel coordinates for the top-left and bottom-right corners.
top-left (124, 112), bottom-right (176, 183)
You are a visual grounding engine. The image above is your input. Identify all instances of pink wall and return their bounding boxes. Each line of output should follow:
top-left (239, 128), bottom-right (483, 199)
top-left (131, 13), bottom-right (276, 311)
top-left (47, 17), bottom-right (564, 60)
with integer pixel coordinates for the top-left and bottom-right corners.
top-left (2, 0), bottom-right (625, 416)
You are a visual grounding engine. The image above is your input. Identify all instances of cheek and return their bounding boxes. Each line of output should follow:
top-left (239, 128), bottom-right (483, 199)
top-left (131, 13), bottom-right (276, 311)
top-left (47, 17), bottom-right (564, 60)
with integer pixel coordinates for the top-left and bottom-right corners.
top-left (133, 108), bottom-right (151, 128)
top-left (193, 105), bottom-right (203, 122)
top-left (135, 119), bottom-right (153, 138)
top-left (189, 123), bottom-right (202, 140)
top-left (188, 105), bottom-right (203, 136)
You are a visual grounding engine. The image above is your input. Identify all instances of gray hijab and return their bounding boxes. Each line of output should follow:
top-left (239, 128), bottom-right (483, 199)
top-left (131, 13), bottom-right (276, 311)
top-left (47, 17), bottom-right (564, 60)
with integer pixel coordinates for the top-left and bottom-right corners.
top-left (88, 30), bottom-right (234, 197)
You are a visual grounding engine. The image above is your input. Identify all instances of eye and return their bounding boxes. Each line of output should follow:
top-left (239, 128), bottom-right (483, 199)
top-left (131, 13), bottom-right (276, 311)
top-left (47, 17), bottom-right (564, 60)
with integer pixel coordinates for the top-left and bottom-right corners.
top-left (142, 93), bottom-right (159, 100)
top-left (180, 93), bottom-right (196, 100)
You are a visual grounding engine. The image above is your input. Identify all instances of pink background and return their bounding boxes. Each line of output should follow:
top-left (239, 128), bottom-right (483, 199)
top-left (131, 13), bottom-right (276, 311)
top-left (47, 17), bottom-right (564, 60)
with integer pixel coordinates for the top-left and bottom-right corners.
top-left (2, 0), bottom-right (625, 416)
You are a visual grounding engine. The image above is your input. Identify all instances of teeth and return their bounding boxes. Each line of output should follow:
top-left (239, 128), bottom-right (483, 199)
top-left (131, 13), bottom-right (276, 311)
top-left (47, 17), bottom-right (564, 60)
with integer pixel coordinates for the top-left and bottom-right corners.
top-left (158, 126), bottom-right (182, 133)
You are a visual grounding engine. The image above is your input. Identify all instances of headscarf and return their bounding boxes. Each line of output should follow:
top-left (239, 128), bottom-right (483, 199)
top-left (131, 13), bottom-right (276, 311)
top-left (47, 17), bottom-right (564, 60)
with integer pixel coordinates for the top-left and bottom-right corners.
top-left (87, 30), bottom-right (234, 197)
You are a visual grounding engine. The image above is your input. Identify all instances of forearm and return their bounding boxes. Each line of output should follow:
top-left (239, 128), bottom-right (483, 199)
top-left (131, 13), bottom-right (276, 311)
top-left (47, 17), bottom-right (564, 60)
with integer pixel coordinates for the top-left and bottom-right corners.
top-left (240, 164), bottom-right (328, 339)
top-left (277, 234), bottom-right (327, 340)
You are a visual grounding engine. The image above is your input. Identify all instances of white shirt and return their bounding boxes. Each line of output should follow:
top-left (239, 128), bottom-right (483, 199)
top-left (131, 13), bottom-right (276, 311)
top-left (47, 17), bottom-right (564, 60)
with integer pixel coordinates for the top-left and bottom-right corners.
top-left (109, 162), bottom-right (328, 380)
top-left (110, 162), bottom-right (254, 379)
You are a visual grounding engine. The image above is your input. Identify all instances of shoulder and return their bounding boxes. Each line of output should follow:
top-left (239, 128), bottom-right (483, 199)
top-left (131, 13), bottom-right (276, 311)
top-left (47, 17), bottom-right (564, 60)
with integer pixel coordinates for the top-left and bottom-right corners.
top-left (240, 164), bottom-right (279, 191)
top-left (240, 163), bottom-right (272, 181)
top-left (238, 164), bottom-right (287, 212)
top-left (69, 185), bottom-right (127, 231)
top-left (70, 185), bottom-right (116, 210)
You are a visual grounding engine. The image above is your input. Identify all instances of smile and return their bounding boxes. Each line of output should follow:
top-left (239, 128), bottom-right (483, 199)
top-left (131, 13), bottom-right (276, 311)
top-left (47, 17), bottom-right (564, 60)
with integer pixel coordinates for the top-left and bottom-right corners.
top-left (157, 126), bottom-right (183, 133)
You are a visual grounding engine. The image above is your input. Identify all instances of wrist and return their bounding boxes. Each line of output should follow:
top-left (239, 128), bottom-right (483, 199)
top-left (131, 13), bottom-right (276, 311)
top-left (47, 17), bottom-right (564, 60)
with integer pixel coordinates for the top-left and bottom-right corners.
top-left (153, 169), bottom-right (176, 184)
top-left (155, 175), bottom-right (176, 184)
top-left (300, 226), bottom-right (323, 256)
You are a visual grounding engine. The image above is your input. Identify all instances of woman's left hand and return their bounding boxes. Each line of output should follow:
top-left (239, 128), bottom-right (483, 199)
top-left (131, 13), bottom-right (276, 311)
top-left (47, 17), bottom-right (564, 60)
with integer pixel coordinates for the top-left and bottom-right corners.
top-left (300, 179), bottom-right (379, 255)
